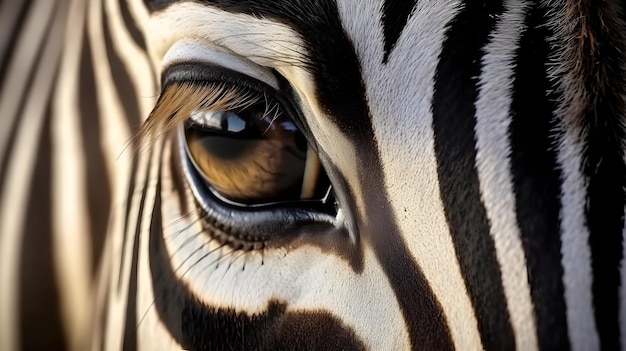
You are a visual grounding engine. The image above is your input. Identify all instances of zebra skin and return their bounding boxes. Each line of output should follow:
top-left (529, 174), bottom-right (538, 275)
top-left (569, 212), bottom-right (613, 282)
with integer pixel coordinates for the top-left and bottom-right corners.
top-left (1, 0), bottom-right (625, 350)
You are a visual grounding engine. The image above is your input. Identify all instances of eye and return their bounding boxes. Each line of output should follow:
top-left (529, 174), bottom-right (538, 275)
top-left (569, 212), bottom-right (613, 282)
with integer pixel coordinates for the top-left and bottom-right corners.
top-left (159, 64), bottom-right (332, 208)
top-left (184, 95), bottom-right (328, 205)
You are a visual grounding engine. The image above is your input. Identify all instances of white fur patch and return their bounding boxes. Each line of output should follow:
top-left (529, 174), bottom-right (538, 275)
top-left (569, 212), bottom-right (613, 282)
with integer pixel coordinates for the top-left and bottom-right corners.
top-left (473, 1), bottom-right (537, 349)
top-left (556, 122), bottom-right (600, 351)
top-left (337, 0), bottom-right (483, 349)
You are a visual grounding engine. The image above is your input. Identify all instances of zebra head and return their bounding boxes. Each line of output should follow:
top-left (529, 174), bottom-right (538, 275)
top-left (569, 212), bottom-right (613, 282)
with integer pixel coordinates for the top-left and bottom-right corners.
top-left (2, 0), bottom-right (625, 350)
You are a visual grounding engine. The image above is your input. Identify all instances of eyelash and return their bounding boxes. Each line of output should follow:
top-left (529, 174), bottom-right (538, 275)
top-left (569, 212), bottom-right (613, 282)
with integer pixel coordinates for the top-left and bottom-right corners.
top-left (137, 79), bottom-right (280, 145)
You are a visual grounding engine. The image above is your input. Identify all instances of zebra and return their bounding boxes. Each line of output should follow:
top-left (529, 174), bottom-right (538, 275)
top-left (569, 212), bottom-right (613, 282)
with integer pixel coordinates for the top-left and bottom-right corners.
top-left (1, 0), bottom-right (625, 349)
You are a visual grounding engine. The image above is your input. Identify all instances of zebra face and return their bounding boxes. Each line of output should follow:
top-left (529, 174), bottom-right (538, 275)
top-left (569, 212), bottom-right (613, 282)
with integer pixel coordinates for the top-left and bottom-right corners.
top-left (111, 0), bottom-right (626, 349)
top-left (0, 0), bottom-right (611, 349)
top-left (4, 0), bottom-right (626, 349)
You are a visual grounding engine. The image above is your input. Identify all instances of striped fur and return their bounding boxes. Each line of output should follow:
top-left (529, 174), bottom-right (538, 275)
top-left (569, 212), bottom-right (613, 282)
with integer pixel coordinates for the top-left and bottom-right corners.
top-left (1, 0), bottom-right (626, 350)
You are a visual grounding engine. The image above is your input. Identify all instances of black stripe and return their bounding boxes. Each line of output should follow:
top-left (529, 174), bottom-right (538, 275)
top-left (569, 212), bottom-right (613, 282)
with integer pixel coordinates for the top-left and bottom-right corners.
top-left (96, 269), bottom-right (111, 351)
top-left (149, 159), bottom-right (366, 350)
top-left (118, 0), bottom-right (146, 50)
top-left (121, 202), bottom-right (141, 351)
top-left (118, 156), bottom-right (139, 291)
top-left (79, 16), bottom-right (111, 275)
top-left (381, 0), bottom-right (418, 63)
top-left (0, 0), bottom-right (32, 87)
top-left (101, 0), bottom-right (143, 131)
top-left (120, 148), bottom-right (153, 347)
top-left (12, 3), bottom-right (67, 349)
top-left (578, 2), bottom-right (626, 349)
top-left (143, 0), bottom-right (171, 11)
top-left (509, 3), bottom-right (569, 349)
top-left (119, 118), bottom-right (157, 350)
top-left (19, 97), bottom-right (68, 351)
top-left (359, 165), bottom-right (454, 350)
top-left (431, 1), bottom-right (516, 350)
top-left (0, 117), bottom-right (19, 196)
top-left (0, 0), bottom-right (52, 203)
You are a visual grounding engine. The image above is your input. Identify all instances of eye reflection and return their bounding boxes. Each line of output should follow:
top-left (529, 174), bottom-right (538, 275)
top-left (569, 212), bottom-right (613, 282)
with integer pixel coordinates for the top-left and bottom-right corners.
top-left (190, 110), bottom-right (247, 134)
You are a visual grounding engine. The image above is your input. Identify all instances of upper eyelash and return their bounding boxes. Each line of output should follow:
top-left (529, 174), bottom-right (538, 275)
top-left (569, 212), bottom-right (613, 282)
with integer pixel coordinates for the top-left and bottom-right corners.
top-left (136, 79), bottom-right (279, 146)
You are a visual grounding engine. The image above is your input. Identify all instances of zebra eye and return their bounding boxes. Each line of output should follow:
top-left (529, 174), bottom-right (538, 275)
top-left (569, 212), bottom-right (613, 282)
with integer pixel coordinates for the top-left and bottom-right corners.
top-left (181, 81), bottom-right (331, 206)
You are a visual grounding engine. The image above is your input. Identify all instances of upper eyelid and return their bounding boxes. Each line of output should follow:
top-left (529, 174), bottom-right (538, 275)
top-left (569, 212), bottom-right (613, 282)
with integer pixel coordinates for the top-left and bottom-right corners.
top-left (161, 63), bottom-right (278, 97)
top-left (137, 65), bottom-right (284, 144)
top-left (161, 39), bottom-right (280, 89)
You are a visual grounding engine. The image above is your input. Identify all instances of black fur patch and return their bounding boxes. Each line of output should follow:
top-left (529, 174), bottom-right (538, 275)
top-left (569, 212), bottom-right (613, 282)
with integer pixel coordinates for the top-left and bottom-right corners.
top-left (381, 0), bottom-right (418, 63)
top-left (19, 96), bottom-right (68, 351)
top-left (573, 1), bottom-right (626, 348)
top-left (509, 3), bottom-right (569, 349)
top-left (431, 0), bottom-right (516, 349)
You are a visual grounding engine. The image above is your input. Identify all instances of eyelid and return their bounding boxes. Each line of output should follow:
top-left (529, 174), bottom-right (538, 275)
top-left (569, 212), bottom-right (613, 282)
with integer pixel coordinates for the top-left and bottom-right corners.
top-left (139, 64), bottom-right (282, 144)
top-left (161, 64), bottom-right (312, 153)
top-left (162, 39), bottom-right (279, 89)
top-left (161, 63), bottom-right (277, 96)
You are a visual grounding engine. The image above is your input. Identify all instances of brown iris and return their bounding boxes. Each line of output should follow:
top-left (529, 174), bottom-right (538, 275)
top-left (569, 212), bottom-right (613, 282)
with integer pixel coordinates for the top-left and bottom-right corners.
top-left (184, 100), bottom-right (312, 204)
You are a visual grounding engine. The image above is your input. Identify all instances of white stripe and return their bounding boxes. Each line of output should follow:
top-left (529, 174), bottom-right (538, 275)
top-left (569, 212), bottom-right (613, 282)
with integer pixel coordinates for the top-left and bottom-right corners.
top-left (338, 0), bottom-right (483, 349)
top-left (0, 1), bottom-right (63, 350)
top-left (95, 8), bottom-right (151, 347)
top-left (91, 219), bottom-right (113, 351)
top-left (543, 3), bottom-right (600, 349)
top-left (51, 0), bottom-right (94, 349)
top-left (95, 0), bottom-right (136, 193)
top-left (473, 1), bottom-right (538, 349)
top-left (556, 123), bottom-right (599, 350)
